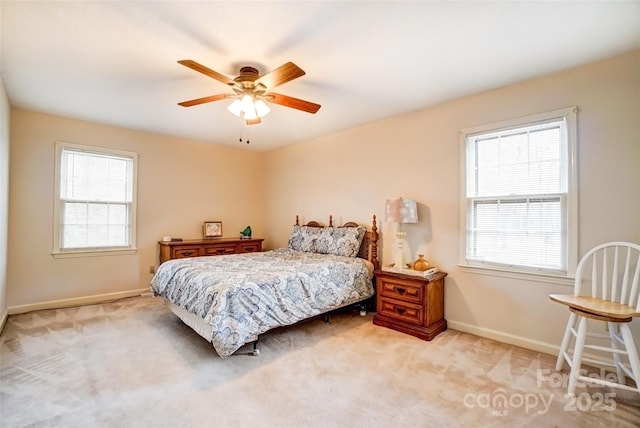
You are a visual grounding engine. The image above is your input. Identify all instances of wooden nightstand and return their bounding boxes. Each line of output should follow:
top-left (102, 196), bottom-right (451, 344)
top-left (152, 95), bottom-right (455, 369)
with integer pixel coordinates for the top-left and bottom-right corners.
top-left (372, 269), bottom-right (447, 341)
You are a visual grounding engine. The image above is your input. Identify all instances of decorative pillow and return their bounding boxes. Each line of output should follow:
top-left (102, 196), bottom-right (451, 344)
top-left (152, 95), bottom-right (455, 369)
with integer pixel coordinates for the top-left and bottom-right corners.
top-left (287, 225), bottom-right (323, 253)
top-left (315, 226), bottom-right (366, 258)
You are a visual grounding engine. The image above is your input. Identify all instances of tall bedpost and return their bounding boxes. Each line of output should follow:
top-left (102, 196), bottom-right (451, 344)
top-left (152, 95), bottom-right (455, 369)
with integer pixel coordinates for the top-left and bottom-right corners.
top-left (295, 215), bottom-right (299, 226)
top-left (371, 214), bottom-right (379, 270)
top-left (329, 215), bottom-right (333, 227)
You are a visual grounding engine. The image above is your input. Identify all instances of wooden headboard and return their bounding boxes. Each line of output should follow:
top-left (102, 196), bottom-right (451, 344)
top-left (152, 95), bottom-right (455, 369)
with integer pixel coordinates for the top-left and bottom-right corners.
top-left (294, 214), bottom-right (379, 270)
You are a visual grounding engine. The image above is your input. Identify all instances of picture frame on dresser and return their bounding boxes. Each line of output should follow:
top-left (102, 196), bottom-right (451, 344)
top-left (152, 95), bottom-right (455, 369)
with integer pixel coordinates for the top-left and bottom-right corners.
top-left (203, 221), bottom-right (223, 238)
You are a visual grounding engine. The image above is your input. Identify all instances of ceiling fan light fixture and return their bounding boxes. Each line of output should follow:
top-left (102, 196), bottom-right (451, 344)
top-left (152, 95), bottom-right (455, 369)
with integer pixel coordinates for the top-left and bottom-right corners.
top-left (241, 95), bottom-right (258, 120)
top-left (244, 107), bottom-right (258, 121)
top-left (254, 99), bottom-right (270, 118)
top-left (240, 96), bottom-right (256, 120)
top-left (227, 99), bottom-right (243, 116)
top-left (240, 94), bottom-right (253, 110)
top-left (178, 60), bottom-right (320, 126)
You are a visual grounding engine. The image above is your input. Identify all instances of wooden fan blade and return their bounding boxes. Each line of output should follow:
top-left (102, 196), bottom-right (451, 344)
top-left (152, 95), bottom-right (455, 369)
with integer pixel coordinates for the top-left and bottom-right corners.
top-left (246, 118), bottom-right (261, 125)
top-left (267, 92), bottom-right (321, 114)
top-left (178, 93), bottom-right (231, 107)
top-left (255, 62), bottom-right (305, 90)
top-left (178, 60), bottom-right (235, 86)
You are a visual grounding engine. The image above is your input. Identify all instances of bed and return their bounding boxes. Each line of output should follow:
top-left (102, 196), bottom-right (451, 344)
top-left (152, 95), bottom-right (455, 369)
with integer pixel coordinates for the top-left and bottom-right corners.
top-left (150, 215), bottom-right (379, 357)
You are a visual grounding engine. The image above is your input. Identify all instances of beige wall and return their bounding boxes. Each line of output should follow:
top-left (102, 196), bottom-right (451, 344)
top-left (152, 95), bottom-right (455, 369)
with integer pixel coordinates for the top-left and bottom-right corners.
top-left (0, 80), bottom-right (9, 323)
top-left (5, 50), bottom-right (639, 356)
top-left (7, 110), bottom-right (265, 307)
top-left (263, 50), bottom-right (640, 353)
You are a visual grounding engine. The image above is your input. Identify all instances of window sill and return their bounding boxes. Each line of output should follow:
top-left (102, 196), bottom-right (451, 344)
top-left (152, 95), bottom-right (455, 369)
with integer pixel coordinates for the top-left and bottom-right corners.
top-left (458, 264), bottom-right (574, 287)
top-left (52, 248), bottom-right (137, 259)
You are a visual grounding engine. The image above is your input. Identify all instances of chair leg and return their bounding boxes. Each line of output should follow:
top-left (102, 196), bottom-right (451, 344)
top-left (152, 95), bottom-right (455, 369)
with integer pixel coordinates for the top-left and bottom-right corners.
top-left (556, 312), bottom-right (577, 371)
top-left (608, 322), bottom-right (625, 384)
top-left (619, 323), bottom-right (640, 396)
top-left (568, 315), bottom-right (588, 396)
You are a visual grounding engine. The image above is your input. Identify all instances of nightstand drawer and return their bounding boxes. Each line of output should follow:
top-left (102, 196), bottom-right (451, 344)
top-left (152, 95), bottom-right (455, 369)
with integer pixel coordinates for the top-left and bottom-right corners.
top-left (203, 244), bottom-right (236, 256)
top-left (378, 298), bottom-right (423, 324)
top-left (379, 278), bottom-right (423, 304)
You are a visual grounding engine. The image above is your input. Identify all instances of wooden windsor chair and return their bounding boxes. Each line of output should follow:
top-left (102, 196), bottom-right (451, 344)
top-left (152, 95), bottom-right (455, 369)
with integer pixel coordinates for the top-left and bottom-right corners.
top-left (549, 241), bottom-right (640, 397)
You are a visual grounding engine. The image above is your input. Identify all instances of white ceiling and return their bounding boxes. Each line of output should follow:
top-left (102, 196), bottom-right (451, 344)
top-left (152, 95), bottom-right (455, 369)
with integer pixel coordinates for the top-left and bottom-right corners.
top-left (1, 1), bottom-right (639, 152)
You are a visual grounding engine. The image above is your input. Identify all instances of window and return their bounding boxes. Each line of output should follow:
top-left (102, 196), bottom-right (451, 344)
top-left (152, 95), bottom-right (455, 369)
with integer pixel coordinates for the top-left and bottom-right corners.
top-left (53, 142), bottom-right (137, 256)
top-left (460, 107), bottom-right (577, 277)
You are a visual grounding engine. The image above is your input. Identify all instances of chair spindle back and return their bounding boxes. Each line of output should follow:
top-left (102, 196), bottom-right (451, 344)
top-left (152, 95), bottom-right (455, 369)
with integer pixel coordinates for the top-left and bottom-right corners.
top-left (574, 242), bottom-right (640, 310)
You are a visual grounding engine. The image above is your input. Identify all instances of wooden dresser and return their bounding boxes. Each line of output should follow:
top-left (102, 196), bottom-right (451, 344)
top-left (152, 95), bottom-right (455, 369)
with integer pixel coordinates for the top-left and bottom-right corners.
top-left (372, 269), bottom-right (447, 341)
top-left (158, 238), bottom-right (264, 264)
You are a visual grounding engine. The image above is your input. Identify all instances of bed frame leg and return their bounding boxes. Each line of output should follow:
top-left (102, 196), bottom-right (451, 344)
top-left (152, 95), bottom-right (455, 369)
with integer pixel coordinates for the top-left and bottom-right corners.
top-left (324, 313), bottom-right (331, 324)
top-left (355, 302), bottom-right (368, 316)
top-left (251, 339), bottom-right (260, 356)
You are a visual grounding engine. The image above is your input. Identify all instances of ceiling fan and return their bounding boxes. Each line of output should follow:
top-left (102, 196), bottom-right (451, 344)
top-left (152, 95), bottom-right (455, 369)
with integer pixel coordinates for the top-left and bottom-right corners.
top-left (177, 60), bottom-right (321, 125)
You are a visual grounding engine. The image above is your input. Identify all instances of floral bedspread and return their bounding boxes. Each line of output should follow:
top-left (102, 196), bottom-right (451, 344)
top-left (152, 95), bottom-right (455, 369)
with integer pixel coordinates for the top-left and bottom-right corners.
top-left (149, 248), bottom-right (374, 357)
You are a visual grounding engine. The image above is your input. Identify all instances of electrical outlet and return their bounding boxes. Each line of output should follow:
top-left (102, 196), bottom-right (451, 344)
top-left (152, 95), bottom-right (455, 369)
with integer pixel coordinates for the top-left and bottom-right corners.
top-left (149, 265), bottom-right (155, 274)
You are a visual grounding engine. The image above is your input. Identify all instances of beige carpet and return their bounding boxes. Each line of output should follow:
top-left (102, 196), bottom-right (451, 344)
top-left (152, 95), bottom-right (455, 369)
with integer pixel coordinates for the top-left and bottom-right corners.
top-left (1, 295), bottom-right (639, 427)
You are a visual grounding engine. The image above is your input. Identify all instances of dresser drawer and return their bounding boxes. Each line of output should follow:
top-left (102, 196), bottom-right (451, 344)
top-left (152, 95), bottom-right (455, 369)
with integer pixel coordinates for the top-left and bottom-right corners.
top-left (379, 278), bottom-right (423, 304)
top-left (202, 244), bottom-right (236, 256)
top-left (378, 298), bottom-right (423, 324)
top-left (238, 242), bottom-right (261, 253)
top-left (173, 247), bottom-right (201, 259)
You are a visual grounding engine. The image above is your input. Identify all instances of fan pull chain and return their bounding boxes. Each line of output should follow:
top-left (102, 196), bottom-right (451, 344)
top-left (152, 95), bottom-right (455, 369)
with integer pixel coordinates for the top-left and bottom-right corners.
top-left (238, 121), bottom-right (251, 144)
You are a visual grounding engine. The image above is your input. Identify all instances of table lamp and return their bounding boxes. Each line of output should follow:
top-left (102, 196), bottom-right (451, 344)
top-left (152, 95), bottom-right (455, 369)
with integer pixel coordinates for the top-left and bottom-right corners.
top-left (384, 198), bottom-right (418, 268)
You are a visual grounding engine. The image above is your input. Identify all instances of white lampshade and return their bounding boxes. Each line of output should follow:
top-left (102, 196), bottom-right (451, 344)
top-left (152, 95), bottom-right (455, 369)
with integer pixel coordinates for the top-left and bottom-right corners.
top-left (254, 99), bottom-right (271, 117)
top-left (239, 95), bottom-right (256, 119)
top-left (384, 198), bottom-right (418, 224)
top-left (243, 107), bottom-right (258, 120)
top-left (227, 99), bottom-right (243, 116)
top-left (228, 95), bottom-right (270, 121)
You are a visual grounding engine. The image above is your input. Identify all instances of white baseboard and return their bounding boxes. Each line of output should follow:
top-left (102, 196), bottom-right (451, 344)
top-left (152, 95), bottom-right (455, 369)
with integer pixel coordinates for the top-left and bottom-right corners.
top-left (447, 320), bottom-right (614, 367)
top-left (7, 288), bottom-right (150, 315)
top-left (447, 320), bottom-right (559, 356)
top-left (0, 307), bottom-right (8, 335)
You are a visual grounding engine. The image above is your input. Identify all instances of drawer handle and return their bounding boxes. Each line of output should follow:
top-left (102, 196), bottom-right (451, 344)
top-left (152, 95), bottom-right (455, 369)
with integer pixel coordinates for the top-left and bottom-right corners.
top-left (245, 247), bottom-right (255, 252)
top-left (395, 287), bottom-right (406, 295)
top-left (216, 249), bottom-right (225, 254)
top-left (182, 251), bottom-right (193, 256)
top-left (394, 307), bottom-right (406, 315)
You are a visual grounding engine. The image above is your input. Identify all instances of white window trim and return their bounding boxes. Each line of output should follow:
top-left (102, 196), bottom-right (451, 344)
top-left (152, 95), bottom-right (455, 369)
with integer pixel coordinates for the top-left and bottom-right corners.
top-left (52, 141), bottom-right (138, 258)
top-left (458, 106), bottom-right (578, 279)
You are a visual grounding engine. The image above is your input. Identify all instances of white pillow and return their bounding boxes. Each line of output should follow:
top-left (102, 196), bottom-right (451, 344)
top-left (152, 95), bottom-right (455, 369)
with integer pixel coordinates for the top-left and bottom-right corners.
top-left (287, 225), bottom-right (322, 252)
top-left (314, 226), bottom-right (366, 257)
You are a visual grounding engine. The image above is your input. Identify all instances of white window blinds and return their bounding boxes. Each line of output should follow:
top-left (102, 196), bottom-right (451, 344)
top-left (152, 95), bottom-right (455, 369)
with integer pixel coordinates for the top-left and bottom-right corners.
top-left (461, 108), bottom-right (577, 276)
top-left (55, 143), bottom-right (137, 252)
